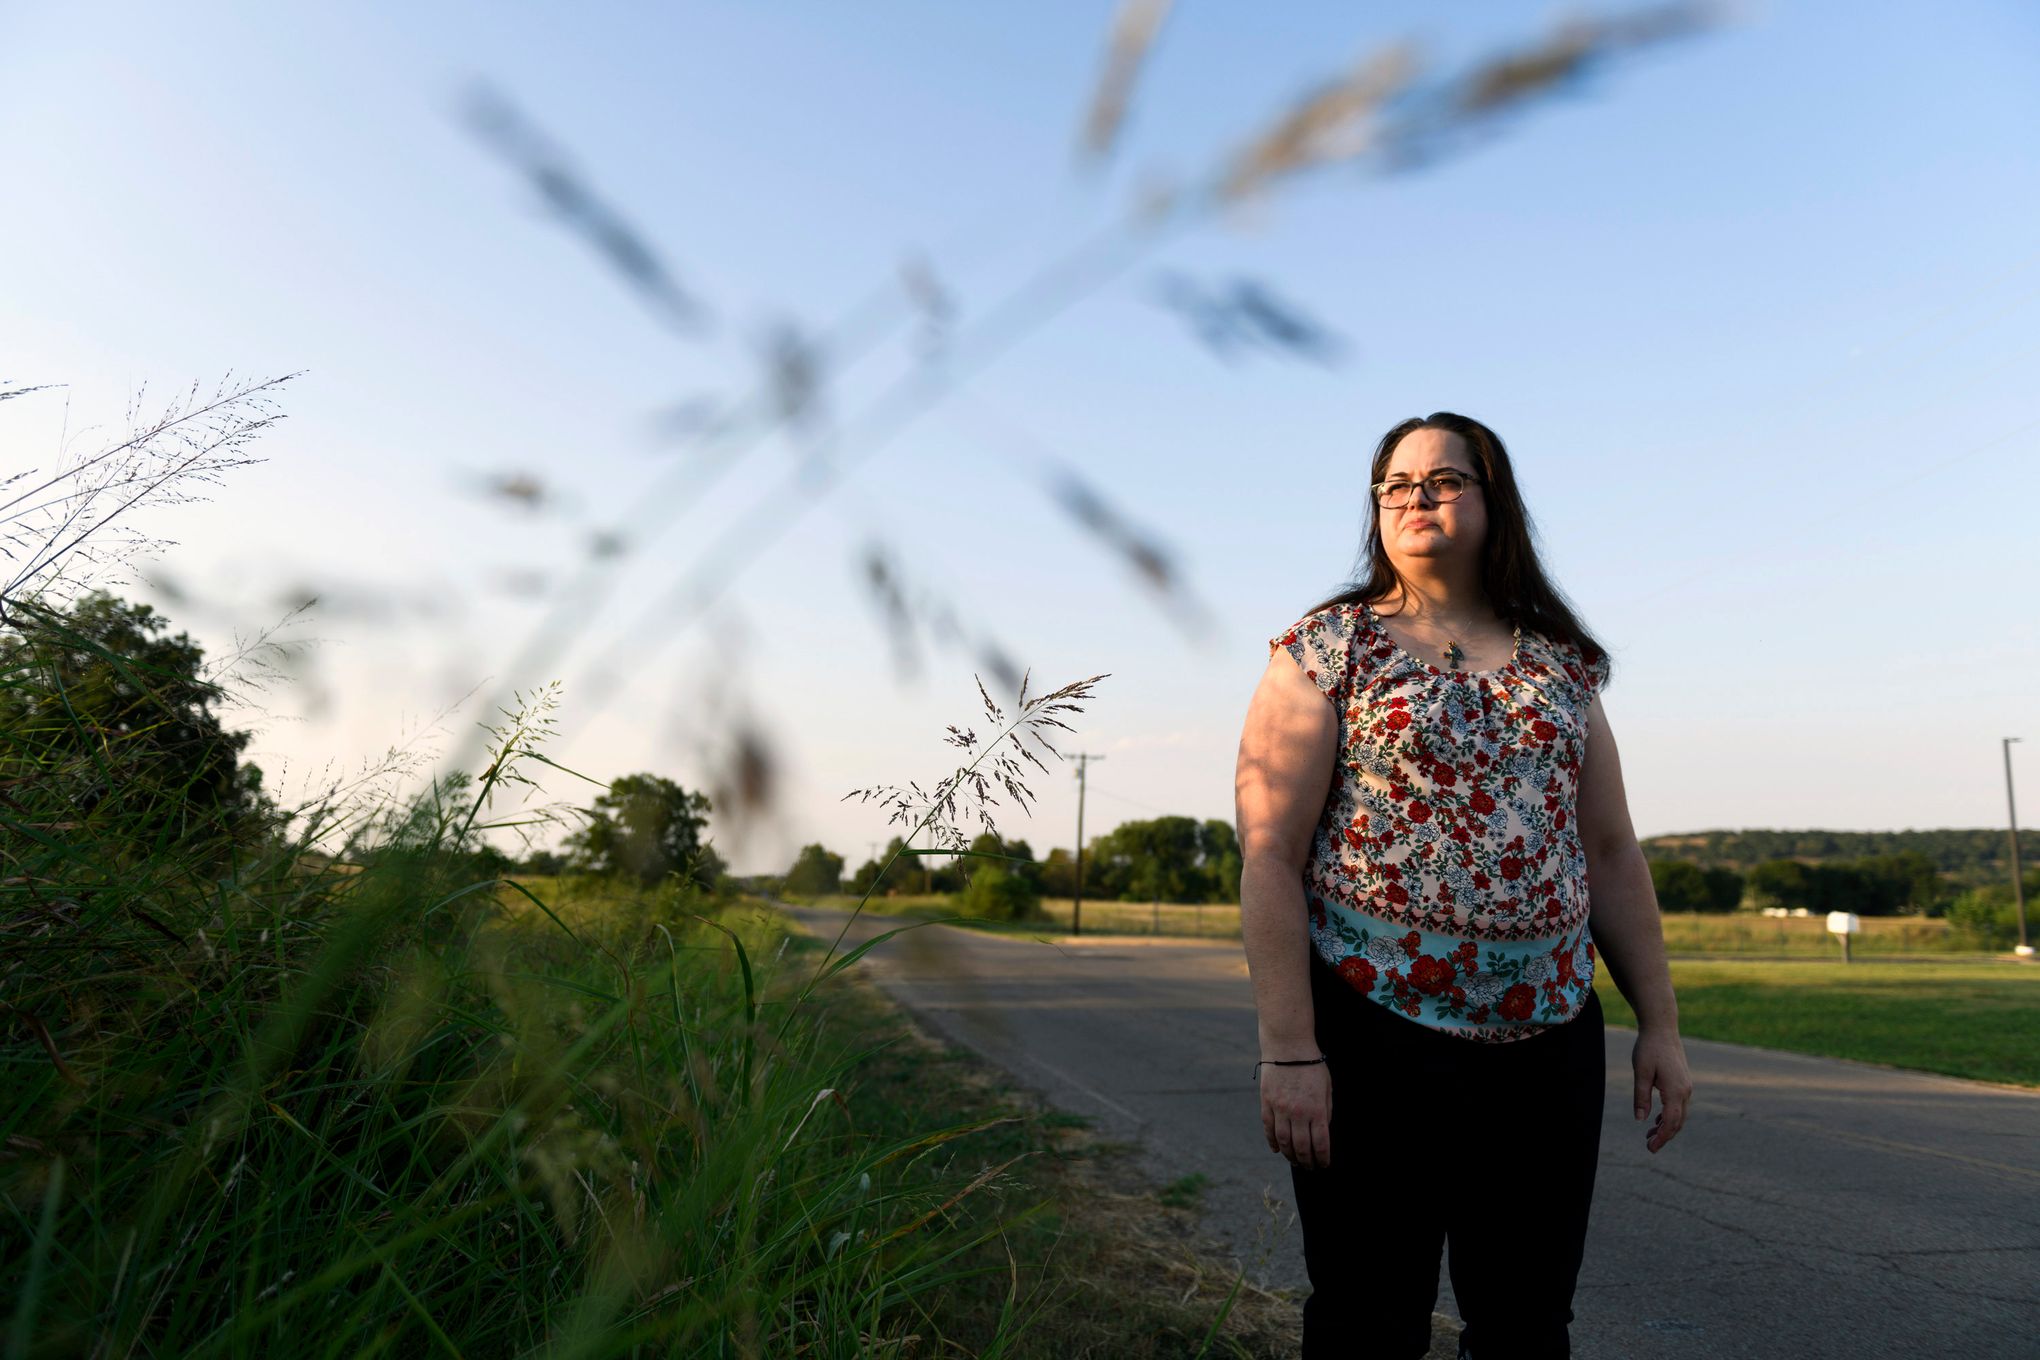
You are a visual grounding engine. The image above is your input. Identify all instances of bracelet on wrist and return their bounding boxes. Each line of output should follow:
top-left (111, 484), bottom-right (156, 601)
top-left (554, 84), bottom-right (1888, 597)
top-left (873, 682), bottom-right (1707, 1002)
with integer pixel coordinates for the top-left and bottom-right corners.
top-left (1253, 1055), bottom-right (1326, 1081)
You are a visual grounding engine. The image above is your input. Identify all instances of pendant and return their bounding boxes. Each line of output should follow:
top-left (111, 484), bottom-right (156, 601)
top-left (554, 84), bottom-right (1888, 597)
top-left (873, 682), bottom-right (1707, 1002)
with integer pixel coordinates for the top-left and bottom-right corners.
top-left (1443, 640), bottom-right (1464, 670)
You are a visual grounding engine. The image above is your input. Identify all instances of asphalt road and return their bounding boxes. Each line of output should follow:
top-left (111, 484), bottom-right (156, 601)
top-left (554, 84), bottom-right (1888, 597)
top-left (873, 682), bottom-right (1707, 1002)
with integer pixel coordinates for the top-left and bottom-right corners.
top-left (774, 903), bottom-right (2040, 1359)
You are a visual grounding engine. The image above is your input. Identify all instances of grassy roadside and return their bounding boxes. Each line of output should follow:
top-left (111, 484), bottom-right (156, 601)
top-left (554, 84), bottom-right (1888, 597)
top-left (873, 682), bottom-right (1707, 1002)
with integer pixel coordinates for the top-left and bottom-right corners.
top-left (776, 915), bottom-right (1304, 1358)
top-left (799, 893), bottom-right (1241, 940)
top-left (1594, 959), bottom-right (2040, 1087)
top-left (5, 850), bottom-right (1303, 1359)
top-left (796, 892), bottom-right (2039, 1089)
top-left (800, 895), bottom-right (1998, 957)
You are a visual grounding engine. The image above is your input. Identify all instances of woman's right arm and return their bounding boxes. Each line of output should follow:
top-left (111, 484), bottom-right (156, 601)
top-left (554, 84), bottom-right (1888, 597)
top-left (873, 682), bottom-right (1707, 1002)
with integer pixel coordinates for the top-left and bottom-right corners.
top-left (1235, 649), bottom-right (1339, 1170)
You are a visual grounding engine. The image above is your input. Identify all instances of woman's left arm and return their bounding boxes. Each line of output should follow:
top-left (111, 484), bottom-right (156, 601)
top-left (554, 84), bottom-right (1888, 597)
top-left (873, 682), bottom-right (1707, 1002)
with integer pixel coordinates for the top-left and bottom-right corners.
top-left (1577, 694), bottom-right (1694, 1154)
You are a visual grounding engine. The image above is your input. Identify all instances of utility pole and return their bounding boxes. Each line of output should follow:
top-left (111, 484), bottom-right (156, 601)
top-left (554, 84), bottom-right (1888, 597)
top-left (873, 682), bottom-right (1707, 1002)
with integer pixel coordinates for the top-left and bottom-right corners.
top-left (1072, 753), bottom-right (1105, 936)
top-left (2006, 737), bottom-right (2031, 957)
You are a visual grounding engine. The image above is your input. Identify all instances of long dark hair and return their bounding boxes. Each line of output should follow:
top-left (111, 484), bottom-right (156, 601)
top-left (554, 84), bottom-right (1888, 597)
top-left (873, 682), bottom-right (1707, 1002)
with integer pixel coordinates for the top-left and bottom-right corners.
top-left (1305, 411), bottom-right (1609, 678)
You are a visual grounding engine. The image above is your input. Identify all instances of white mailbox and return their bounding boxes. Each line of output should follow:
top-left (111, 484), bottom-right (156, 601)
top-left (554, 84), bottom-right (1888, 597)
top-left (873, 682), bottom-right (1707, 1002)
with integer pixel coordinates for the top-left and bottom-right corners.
top-left (1828, 910), bottom-right (1861, 963)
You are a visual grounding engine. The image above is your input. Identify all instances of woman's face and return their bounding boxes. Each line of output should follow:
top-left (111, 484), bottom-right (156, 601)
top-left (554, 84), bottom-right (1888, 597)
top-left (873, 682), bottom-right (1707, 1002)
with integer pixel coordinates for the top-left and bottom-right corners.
top-left (1376, 428), bottom-right (1488, 574)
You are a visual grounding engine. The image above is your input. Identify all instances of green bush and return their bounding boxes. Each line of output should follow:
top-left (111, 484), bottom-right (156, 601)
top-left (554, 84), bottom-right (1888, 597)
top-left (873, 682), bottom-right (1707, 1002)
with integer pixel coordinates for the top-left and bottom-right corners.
top-left (1945, 876), bottom-right (2038, 949)
top-left (1650, 860), bottom-right (1744, 912)
top-left (1650, 859), bottom-right (1710, 911)
top-left (0, 595), bottom-right (1052, 1357)
top-left (956, 863), bottom-right (1042, 921)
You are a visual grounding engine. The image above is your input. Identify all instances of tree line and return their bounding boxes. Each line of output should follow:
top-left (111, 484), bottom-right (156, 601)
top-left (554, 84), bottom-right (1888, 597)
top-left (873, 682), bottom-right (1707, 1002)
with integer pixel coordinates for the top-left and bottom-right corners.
top-left (1646, 851), bottom-right (1949, 916)
top-left (0, 591), bottom-right (740, 896)
top-left (760, 814), bottom-right (1245, 913)
top-left (1640, 828), bottom-right (2021, 884)
top-left (758, 817), bottom-right (2016, 925)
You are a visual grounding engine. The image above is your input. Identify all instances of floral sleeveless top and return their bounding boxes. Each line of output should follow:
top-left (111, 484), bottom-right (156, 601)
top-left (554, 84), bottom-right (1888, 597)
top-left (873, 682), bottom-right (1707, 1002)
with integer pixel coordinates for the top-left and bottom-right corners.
top-left (1269, 600), bottom-right (1612, 1043)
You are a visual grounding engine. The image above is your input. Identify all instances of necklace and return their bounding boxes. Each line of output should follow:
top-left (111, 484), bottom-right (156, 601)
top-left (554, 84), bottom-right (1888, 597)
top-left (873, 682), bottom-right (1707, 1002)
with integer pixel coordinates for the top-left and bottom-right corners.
top-left (1366, 600), bottom-right (1517, 673)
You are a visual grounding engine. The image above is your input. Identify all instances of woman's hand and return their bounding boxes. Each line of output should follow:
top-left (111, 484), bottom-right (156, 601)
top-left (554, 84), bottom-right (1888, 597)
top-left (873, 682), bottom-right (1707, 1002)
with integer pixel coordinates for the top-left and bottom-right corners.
top-left (1632, 1026), bottom-right (1693, 1154)
top-left (1260, 1060), bottom-right (1334, 1169)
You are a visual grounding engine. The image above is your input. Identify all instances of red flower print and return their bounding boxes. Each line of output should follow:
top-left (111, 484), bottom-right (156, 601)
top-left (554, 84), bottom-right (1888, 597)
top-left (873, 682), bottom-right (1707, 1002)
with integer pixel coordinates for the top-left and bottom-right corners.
top-left (1452, 941), bottom-right (1479, 972)
top-left (1387, 709), bottom-right (1412, 731)
top-left (1389, 695), bottom-right (1408, 709)
top-left (1499, 856), bottom-right (1524, 882)
top-left (1409, 801), bottom-right (1433, 824)
top-left (1410, 954), bottom-right (1455, 995)
top-left (1471, 1005), bottom-right (1491, 1024)
top-left (1399, 931), bottom-right (1422, 958)
top-left (1555, 810), bottom-right (1568, 830)
top-left (1498, 984), bottom-right (1536, 1022)
top-left (1433, 763), bottom-right (1459, 788)
top-left (1470, 790), bottom-right (1495, 815)
top-left (1554, 948), bottom-right (1575, 986)
top-left (1385, 882), bottom-right (1410, 905)
top-left (1473, 871), bottom-right (1492, 891)
top-left (1450, 826), bottom-right (1472, 844)
top-left (1337, 956), bottom-right (1378, 992)
top-left (1586, 940), bottom-right (1596, 962)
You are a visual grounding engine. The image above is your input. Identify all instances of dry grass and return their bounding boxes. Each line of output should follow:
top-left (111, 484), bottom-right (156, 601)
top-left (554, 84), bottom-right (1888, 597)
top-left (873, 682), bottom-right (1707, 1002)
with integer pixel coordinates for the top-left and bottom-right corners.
top-left (845, 960), bottom-right (1309, 1358)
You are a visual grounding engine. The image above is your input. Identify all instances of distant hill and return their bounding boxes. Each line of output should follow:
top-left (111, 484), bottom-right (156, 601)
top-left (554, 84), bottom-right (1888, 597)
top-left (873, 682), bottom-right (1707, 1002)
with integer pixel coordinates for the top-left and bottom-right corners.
top-left (1640, 829), bottom-right (2020, 882)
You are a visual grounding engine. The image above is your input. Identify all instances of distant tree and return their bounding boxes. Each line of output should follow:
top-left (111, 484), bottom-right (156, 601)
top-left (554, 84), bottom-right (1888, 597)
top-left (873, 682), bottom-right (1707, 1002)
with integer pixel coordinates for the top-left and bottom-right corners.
top-left (1854, 851), bottom-right (1944, 915)
top-left (517, 847), bottom-right (567, 876)
top-left (0, 590), bottom-right (277, 870)
top-left (926, 853), bottom-right (965, 894)
top-left (1945, 870), bottom-right (2038, 949)
top-left (1088, 816), bottom-right (1205, 902)
top-left (1747, 859), bottom-right (1815, 912)
top-left (1199, 818), bottom-right (1243, 903)
top-left (1040, 847), bottom-right (1078, 898)
top-left (1641, 829), bottom-right (2023, 885)
top-left (564, 773), bottom-right (722, 889)
top-left (1648, 860), bottom-right (1712, 912)
top-left (954, 832), bottom-right (1041, 921)
top-left (850, 835), bottom-right (924, 895)
top-left (1002, 836), bottom-right (1039, 882)
top-left (783, 843), bottom-right (846, 897)
top-left (1700, 866), bottom-right (1744, 913)
top-left (1808, 862), bottom-right (1873, 915)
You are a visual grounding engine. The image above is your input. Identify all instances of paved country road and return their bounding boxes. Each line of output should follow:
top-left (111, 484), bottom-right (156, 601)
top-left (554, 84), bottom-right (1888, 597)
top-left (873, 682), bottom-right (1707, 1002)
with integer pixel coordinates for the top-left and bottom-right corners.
top-left (774, 902), bottom-right (2040, 1360)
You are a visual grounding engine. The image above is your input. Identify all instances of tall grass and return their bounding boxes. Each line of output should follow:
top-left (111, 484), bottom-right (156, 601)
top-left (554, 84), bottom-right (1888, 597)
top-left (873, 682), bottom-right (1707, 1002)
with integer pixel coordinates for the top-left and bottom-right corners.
top-left (0, 606), bottom-right (1112, 1358)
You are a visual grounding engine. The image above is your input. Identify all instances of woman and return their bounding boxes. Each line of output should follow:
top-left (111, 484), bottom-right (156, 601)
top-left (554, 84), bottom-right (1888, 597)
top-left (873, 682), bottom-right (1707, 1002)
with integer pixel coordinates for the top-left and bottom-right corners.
top-left (1233, 412), bottom-right (1692, 1359)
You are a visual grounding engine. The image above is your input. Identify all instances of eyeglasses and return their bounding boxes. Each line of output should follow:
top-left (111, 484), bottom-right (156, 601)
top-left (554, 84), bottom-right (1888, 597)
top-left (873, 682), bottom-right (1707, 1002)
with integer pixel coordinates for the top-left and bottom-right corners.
top-left (1371, 470), bottom-right (1483, 508)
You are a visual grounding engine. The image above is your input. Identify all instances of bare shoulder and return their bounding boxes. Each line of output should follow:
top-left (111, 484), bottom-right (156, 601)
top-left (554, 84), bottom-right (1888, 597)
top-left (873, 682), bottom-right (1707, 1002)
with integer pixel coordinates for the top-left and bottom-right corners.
top-left (1236, 650), bottom-right (1338, 868)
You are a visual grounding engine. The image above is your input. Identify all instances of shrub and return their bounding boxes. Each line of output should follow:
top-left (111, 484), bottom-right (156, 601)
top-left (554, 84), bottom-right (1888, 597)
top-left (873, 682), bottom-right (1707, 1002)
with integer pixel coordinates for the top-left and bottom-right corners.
top-left (1649, 859), bottom-right (1712, 912)
top-left (1945, 876), bottom-right (2038, 950)
top-left (957, 863), bottom-right (1042, 921)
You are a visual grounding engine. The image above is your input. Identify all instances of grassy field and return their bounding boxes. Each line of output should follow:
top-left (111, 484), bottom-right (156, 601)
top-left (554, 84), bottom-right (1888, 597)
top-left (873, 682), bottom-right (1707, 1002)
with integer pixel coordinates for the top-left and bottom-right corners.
top-left (806, 893), bottom-right (1995, 956)
top-left (1593, 959), bottom-right (2040, 1087)
top-left (804, 892), bottom-right (1244, 939)
top-left (6, 836), bottom-right (1299, 1358)
top-left (803, 893), bottom-right (2038, 1088)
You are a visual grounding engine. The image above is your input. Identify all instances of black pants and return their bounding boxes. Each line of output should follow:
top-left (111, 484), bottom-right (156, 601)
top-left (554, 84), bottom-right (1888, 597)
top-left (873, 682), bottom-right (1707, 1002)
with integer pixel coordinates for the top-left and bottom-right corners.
top-left (1289, 951), bottom-right (1606, 1360)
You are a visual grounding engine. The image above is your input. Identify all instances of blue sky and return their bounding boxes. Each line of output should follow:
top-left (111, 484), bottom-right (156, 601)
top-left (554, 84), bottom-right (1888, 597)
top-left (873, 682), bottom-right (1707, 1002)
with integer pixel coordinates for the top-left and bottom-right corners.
top-left (3, 2), bottom-right (2036, 873)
